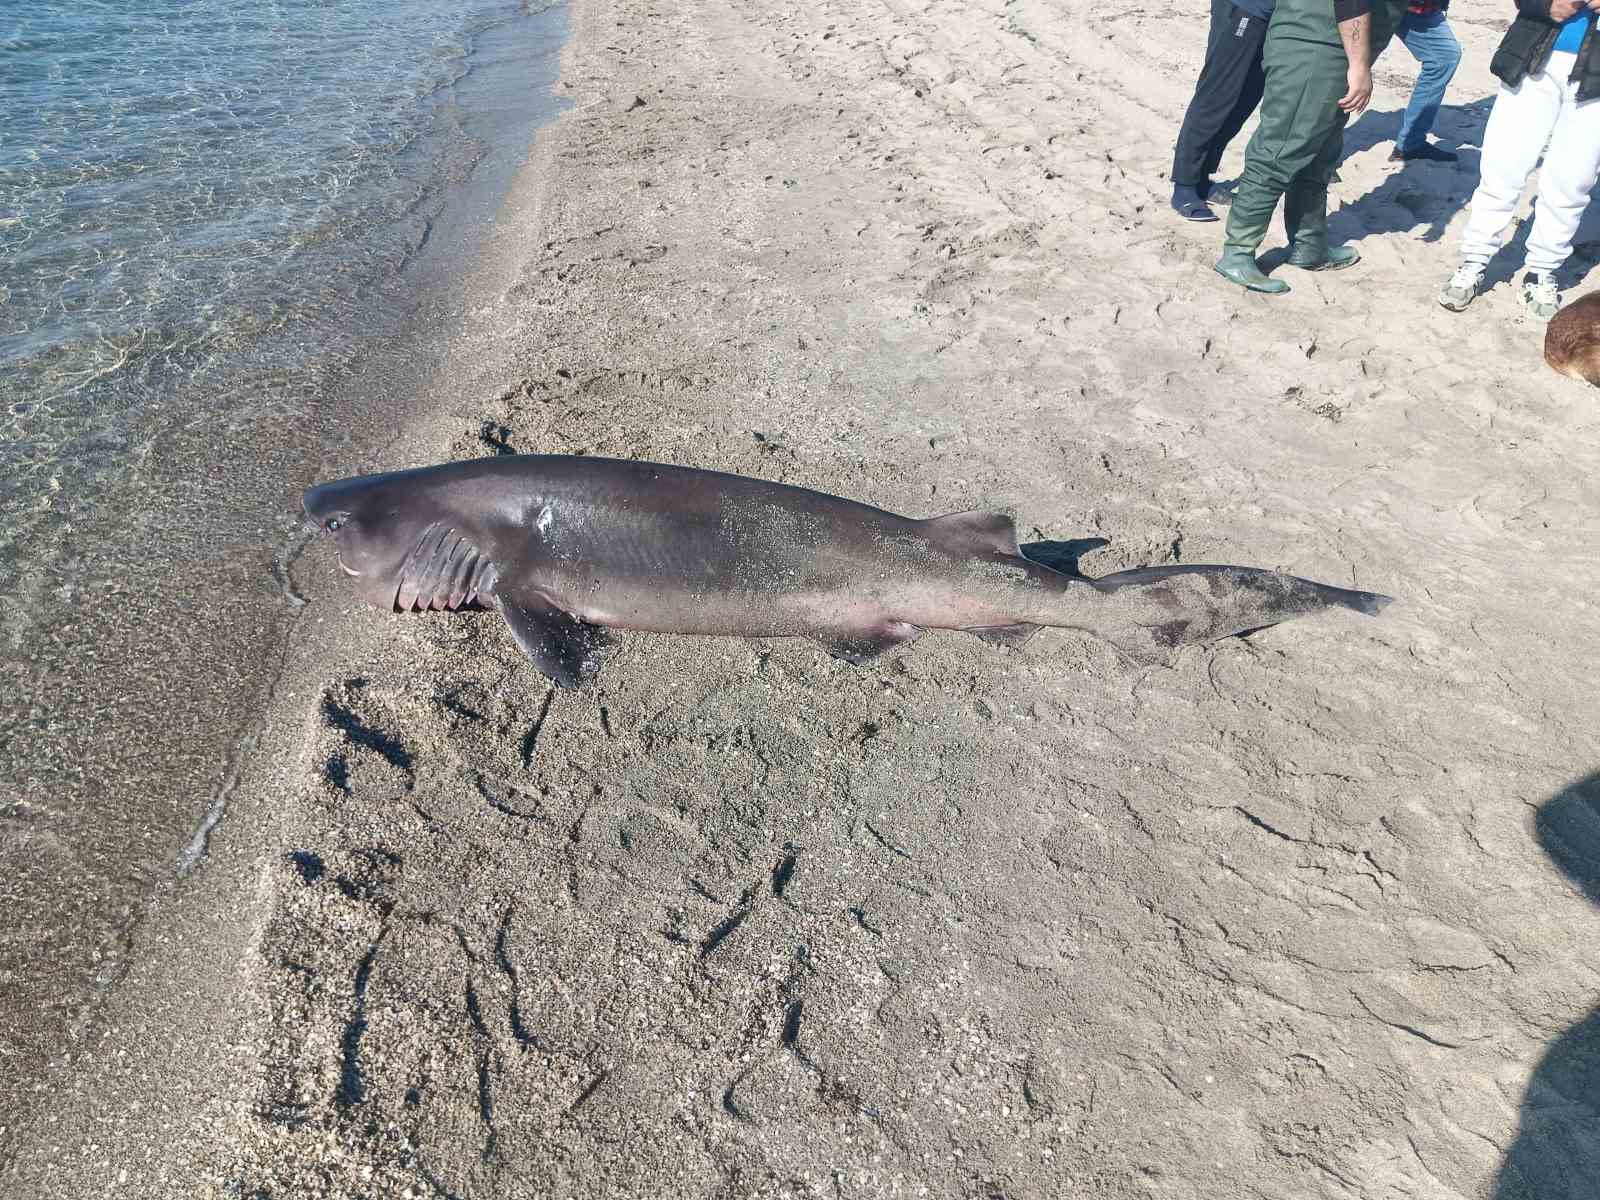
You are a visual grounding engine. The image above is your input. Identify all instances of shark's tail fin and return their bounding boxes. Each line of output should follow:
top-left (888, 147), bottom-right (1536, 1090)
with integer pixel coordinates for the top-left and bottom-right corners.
top-left (1082, 564), bottom-right (1392, 664)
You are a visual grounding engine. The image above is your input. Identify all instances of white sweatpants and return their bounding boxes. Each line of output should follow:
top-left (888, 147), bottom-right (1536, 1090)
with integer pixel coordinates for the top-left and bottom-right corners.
top-left (1460, 51), bottom-right (1600, 273)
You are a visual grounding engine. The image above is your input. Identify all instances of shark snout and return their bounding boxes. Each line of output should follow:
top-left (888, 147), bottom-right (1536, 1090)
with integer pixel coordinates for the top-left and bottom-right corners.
top-left (302, 481), bottom-right (337, 515)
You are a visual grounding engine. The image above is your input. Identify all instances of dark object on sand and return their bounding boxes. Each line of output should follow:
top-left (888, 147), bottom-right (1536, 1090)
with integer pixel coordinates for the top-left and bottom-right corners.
top-left (303, 455), bottom-right (1392, 688)
top-left (1545, 292), bottom-right (1600, 386)
top-left (1493, 773), bottom-right (1600, 1199)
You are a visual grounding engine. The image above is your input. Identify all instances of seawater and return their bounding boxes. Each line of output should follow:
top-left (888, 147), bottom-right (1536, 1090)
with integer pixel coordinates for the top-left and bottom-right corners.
top-left (2, 0), bottom-right (558, 523)
top-left (0, 0), bottom-right (567, 1135)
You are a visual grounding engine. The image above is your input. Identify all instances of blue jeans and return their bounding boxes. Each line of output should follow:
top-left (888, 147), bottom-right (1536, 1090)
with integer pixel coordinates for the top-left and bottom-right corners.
top-left (1396, 10), bottom-right (1462, 151)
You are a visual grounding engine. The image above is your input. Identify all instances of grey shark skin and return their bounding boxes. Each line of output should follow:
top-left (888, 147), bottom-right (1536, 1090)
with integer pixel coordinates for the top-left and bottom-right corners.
top-left (302, 455), bottom-right (1392, 688)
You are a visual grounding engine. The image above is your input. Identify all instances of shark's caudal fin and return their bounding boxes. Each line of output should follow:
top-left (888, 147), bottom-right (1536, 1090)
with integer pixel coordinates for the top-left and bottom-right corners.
top-left (1084, 564), bottom-right (1393, 664)
top-left (1091, 564), bottom-right (1393, 616)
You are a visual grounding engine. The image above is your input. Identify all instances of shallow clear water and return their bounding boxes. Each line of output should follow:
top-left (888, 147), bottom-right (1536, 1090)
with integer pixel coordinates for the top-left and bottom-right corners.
top-left (0, 0), bottom-right (555, 537)
top-left (0, 0), bottom-right (567, 1128)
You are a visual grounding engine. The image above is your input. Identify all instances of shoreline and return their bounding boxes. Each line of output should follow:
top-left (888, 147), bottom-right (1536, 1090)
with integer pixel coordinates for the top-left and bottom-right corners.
top-left (0, 3), bottom-right (573, 1187)
top-left (10, 0), bottom-right (1600, 1195)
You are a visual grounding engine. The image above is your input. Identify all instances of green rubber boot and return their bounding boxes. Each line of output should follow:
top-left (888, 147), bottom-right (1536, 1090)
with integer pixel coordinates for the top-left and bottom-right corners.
top-left (1288, 242), bottom-right (1360, 271)
top-left (1215, 249), bottom-right (1290, 294)
top-left (1283, 176), bottom-right (1359, 271)
top-left (1219, 171), bottom-right (1289, 293)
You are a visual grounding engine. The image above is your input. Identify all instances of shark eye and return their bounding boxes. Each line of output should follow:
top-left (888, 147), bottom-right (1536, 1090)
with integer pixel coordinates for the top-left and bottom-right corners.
top-left (325, 516), bottom-right (343, 532)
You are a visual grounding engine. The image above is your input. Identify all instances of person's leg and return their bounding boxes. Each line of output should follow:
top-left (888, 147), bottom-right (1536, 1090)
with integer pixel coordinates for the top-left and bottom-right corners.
top-left (1222, 138), bottom-right (1285, 245)
top-left (1218, 38), bottom-right (1338, 292)
top-left (1219, 120), bottom-right (1292, 290)
top-left (1285, 109), bottom-right (1358, 268)
top-left (1521, 79), bottom-right (1600, 318)
top-left (1201, 14), bottom-right (1269, 182)
top-left (1524, 89), bottom-right (1600, 274)
top-left (1394, 12), bottom-right (1462, 155)
top-left (1438, 66), bottom-right (1562, 310)
top-left (1173, 0), bottom-right (1272, 216)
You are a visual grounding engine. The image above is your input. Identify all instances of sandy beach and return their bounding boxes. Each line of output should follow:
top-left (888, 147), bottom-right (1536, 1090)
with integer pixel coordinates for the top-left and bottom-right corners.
top-left (6, 0), bottom-right (1600, 1195)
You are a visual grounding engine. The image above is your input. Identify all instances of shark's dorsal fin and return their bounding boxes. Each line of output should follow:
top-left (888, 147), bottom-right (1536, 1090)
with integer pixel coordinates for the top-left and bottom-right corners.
top-left (922, 510), bottom-right (1020, 557)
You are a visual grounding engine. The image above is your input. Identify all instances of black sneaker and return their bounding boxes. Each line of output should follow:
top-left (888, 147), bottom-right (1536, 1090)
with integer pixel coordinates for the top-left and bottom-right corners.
top-left (1389, 142), bottom-right (1458, 164)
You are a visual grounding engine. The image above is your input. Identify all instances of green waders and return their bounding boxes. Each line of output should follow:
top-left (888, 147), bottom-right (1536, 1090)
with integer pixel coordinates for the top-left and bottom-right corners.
top-left (1216, 0), bottom-right (1361, 292)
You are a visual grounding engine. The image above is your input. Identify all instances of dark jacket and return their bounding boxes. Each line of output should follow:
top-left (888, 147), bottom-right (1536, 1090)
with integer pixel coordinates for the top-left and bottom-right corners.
top-left (1492, 0), bottom-right (1600, 101)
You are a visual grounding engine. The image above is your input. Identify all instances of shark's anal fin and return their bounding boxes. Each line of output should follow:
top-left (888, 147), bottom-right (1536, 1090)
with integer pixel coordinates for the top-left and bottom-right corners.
top-left (968, 622), bottom-right (1041, 648)
top-left (494, 587), bottom-right (613, 688)
top-left (812, 621), bottom-right (923, 666)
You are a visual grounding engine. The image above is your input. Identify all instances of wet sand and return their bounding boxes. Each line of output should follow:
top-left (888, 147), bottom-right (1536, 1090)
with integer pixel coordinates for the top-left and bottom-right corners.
top-left (6, 0), bottom-right (1600, 1195)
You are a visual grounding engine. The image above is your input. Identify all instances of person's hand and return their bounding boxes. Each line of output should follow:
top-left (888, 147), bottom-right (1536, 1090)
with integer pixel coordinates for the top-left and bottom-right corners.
top-left (1552, 0), bottom-right (1582, 21)
top-left (1339, 65), bottom-right (1373, 114)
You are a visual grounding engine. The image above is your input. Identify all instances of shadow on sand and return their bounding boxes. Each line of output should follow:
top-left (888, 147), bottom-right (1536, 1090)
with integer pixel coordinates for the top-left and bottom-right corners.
top-left (1495, 772), bottom-right (1600, 1200)
top-left (1338, 96), bottom-right (1495, 162)
top-left (1326, 98), bottom-right (1494, 247)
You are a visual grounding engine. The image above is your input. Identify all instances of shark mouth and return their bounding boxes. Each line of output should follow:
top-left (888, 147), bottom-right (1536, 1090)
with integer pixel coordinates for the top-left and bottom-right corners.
top-left (392, 522), bottom-right (498, 612)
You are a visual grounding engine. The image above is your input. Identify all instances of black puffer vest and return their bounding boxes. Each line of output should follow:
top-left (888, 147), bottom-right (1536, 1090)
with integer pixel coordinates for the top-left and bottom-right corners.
top-left (1491, 0), bottom-right (1600, 101)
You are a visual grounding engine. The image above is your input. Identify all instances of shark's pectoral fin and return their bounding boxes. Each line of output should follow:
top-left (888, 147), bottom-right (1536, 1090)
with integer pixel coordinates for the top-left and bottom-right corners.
top-left (968, 622), bottom-right (1041, 648)
top-left (494, 588), bottom-right (612, 688)
top-left (812, 621), bottom-right (923, 666)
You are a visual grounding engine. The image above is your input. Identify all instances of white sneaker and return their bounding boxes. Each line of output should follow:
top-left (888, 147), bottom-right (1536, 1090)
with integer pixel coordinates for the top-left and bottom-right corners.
top-left (1438, 262), bottom-right (1484, 312)
top-left (1520, 271), bottom-right (1560, 321)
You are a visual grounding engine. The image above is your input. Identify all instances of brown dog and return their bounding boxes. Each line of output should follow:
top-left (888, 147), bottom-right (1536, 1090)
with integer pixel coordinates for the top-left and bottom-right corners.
top-left (1545, 292), bottom-right (1600, 385)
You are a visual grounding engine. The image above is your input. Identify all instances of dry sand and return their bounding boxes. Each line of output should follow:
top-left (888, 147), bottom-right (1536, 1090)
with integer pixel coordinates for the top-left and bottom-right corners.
top-left (6, 0), bottom-right (1600, 1196)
